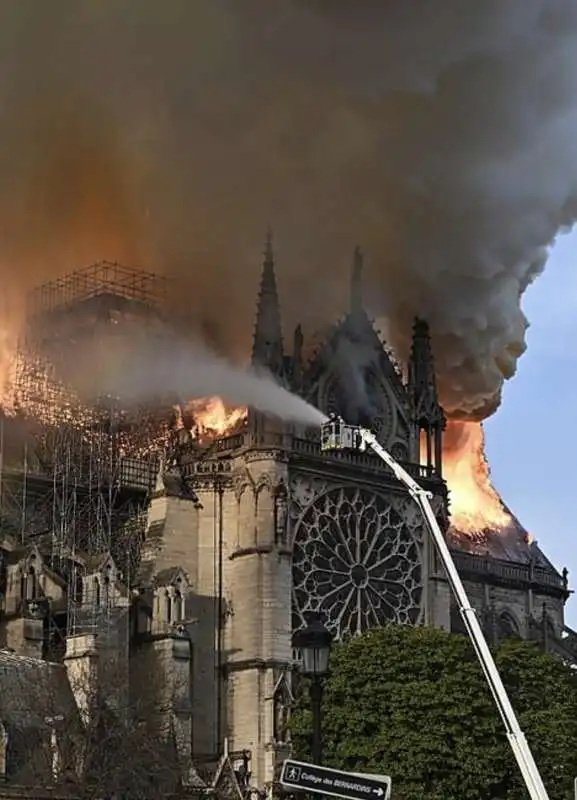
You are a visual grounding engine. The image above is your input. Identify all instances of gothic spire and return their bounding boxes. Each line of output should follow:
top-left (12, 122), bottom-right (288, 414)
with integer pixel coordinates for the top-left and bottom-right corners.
top-left (408, 318), bottom-right (441, 418)
top-left (350, 246), bottom-right (364, 316)
top-left (251, 229), bottom-right (284, 374)
top-left (409, 317), bottom-right (445, 474)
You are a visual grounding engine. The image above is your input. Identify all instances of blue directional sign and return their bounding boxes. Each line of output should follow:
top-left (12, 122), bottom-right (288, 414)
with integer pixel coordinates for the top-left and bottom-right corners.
top-left (280, 760), bottom-right (391, 800)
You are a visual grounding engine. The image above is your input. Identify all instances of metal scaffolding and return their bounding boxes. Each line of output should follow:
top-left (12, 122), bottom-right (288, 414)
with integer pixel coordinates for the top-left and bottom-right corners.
top-left (2, 262), bottom-right (175, 654)
top-left (25, 260), bottom-right (170, 322)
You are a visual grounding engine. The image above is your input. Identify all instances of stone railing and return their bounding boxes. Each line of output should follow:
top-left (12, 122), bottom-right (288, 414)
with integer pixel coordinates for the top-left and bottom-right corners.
top-left (176, 430), bottom-right (440, 487)
top-left (214, 433), bottom-right (246, 452)
top-left (452, 550), bottom-right (567, 592)
top-left (180, 459), bottom-right (233, 478)
top-left (292, 437), bottom-right (436, 482)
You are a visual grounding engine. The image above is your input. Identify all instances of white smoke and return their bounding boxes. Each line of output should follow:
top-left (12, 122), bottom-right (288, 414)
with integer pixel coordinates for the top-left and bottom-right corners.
top-left (104, 336), bottom-right (326, 427)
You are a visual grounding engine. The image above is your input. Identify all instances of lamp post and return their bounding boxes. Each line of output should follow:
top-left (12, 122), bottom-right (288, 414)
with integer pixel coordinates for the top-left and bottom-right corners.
top-left (292, 614), bottom-right (333, 765)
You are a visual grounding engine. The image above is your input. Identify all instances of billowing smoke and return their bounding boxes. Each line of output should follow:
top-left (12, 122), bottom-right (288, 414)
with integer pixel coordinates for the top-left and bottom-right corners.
top-left (1, 1), bottom-right (576, 418)
top-left (103, 337), bottom-right (326, 427)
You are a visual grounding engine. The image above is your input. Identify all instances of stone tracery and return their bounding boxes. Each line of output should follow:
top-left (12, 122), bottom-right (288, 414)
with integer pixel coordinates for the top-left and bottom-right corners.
top-left (292, 486), bottom-right (423, 637)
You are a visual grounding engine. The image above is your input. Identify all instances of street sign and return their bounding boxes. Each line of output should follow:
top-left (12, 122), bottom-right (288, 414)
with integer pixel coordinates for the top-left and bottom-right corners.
top-left (280, 759), bottom-right (391, 800)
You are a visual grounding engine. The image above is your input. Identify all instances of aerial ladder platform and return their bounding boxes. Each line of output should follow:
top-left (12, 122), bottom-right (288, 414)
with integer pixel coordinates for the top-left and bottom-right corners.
top-left (320, 414), bottom-right (550, 800)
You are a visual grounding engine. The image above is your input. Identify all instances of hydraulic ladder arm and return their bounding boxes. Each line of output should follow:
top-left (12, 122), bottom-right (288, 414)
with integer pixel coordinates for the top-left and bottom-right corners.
top-left (320, 416), bottom-right (550, 800)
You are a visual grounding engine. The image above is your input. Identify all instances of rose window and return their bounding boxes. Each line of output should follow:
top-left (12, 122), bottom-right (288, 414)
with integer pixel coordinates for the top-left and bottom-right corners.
top-left (292, 486), bottom-right (422, 638)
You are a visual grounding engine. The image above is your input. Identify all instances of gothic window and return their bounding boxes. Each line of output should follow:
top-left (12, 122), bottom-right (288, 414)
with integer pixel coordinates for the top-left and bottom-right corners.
top-left (272, 677), bottom-right (293, 744)
top-left (362, 369), bottom-right (395, 444)
top-left (21, 565), bottom-right (38, 601)
top-left (153, 570), bottom-right (189, 626)
top-left (292, 487), bottom-right (422, 638)
top-left (27, 567), bottom-right (37, 600)
top-left (274, 486), bottom-right (288, 546)
top-left (497, 611), bottom-right (519, 639)
top-left (102, 574), bottom-right (111, 606)
top-left (324, 369), bottom-right (395, 445)
top-left (94, 578), bottom-right (101, 608)
top-left (174, 590), bottom-right (182, 621)
top-left (165, 591), bottom-right (172, 623)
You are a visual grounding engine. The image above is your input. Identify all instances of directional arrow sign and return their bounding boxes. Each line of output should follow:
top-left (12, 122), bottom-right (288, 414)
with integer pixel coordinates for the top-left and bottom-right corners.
top-left (280, 760), bottom-right (391, 800)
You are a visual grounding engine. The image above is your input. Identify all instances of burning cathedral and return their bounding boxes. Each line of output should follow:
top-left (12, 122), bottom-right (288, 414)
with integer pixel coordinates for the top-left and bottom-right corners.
top-left (0, 241), bottom-right (574, 794)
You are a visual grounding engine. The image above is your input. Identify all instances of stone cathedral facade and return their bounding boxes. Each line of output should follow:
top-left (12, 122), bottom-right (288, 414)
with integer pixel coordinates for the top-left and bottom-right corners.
top-left (133, 240), bottom-right (573, 789)
top-left (0, 243), bottom-right (574, 796)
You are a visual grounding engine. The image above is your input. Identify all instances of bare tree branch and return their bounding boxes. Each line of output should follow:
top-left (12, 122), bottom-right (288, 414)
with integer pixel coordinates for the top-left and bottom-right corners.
top-left (1, 648), bottom-right (194, 800)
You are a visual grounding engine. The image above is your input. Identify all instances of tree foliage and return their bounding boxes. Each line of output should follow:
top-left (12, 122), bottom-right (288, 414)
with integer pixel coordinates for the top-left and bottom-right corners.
top-left (291, 625), bottom-right (577, 800)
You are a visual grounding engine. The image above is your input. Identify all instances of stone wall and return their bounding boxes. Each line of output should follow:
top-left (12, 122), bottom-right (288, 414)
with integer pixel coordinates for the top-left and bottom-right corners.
top-left (222, 450), bottom-right (292, 788)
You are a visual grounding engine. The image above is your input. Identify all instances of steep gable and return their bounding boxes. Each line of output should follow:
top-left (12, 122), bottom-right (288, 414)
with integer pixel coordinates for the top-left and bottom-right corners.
top-left (301, 311), bottom-right (413, 458)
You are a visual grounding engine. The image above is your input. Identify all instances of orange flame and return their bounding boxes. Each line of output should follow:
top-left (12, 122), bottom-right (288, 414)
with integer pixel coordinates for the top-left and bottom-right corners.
top-left (0, 296), bottom-right (23, 414)
top-left (0, 339), bottom-right (17, 414)
top-left (440, 420), bottom-right (512, 535)
top-left (187, 396), bottom-right (247, 438)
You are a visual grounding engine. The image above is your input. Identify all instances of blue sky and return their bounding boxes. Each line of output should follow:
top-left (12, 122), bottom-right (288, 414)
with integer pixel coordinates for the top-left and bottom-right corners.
top-left (484, 229), bottom-right (577, 627)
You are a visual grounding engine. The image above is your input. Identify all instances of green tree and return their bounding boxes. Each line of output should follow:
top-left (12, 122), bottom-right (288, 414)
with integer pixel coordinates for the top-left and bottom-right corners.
top-left (291, 625), bottom-right (577, 800)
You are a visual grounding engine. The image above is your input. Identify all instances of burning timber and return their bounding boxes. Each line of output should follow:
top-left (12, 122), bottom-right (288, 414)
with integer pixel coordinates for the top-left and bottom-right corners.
top-left (0, 261), bottom-right (253, 609)
top-left (0, 248), bottom-right (575, 794)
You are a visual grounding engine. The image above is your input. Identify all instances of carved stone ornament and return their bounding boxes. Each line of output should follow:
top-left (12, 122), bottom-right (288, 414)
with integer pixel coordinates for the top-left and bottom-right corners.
top-left (292, 486), bottom-right (423, 637)
top-left (26, 597), bottom-right (49, 620)
top-left (289, 475), bottom-right (328, 517)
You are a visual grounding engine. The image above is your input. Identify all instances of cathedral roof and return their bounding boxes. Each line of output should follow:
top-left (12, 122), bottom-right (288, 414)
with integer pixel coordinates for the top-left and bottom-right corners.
top-left (153, 566), bottom-right (189, 587)
top-left (301, 309), bottom-right (407, 411)
top-left (77, 552), bottom-right (114, 573)
top-left (451, 518), bottom-right (560, 573)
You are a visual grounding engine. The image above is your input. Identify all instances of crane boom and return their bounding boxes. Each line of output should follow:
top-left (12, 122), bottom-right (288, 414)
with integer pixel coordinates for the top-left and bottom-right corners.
top-left (320, 416), bottom-right (550, 800)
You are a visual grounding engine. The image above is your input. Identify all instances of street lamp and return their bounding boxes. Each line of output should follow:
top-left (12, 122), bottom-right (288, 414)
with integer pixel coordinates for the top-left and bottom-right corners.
top-left (292, 614), bottom-right (334, 765)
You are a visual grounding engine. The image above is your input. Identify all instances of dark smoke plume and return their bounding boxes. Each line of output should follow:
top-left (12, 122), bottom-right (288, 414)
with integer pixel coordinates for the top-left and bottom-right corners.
top-left (0, 0), bottom-right (576, 419)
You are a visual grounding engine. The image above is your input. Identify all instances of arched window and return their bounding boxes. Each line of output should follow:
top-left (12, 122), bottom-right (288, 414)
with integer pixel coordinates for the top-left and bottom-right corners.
top-left (165, 591), bottom-right (172, 623)
top-left (103, 575), bottom-right (110, 607)
top-left (498, 612), bottom-right (519, 639)
top-left (94, 578), bottom-right (101, 608)
top-left (272, 677), bottom-right (293, 744)
top-left (174, 590), bottom-right (182, 622)
top-left (26, 566), bottom-right (37, 601)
